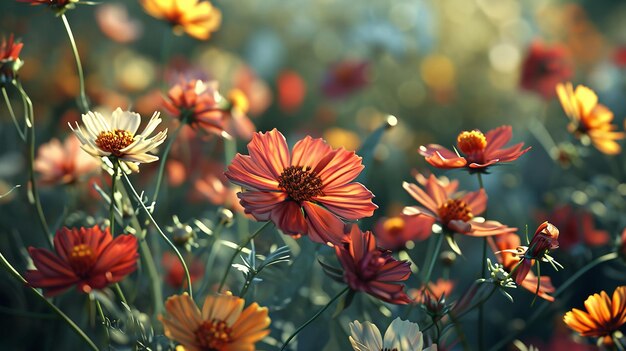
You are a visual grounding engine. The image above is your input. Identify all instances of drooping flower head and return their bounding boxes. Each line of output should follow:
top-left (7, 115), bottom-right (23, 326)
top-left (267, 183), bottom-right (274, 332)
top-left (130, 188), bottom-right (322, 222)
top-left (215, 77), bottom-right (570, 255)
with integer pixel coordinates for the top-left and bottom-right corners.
top-left (69, 107), bottom-right (167, 172)
top-left (140, 0), bottom-right (221, 40)
top-left (0, 34), bottom-right (24, 86)
top-left (225, 129), bottom-right (377, 246)
top-left (159, 292), bottom-right (270, 351)
top-left (374, 214), bottom-right (434, 251)
top-left (520, 41), bottom-right (573, 99)
top-left (335, 224), bottom-right (412, 305)
top-left (507, 221), bottom-right (560, 286)
top-left (17, 0), bottom-right (80, 15)
top-left (419, 126), bottom-right (531, 172)
top-left (25, 226), bottom-right (138, 297)
top-left (34, 137), bottom-right (101, 186)
top-left (556, 82), bottom-right (625, 155)
top-left (349, 318), bottom-right (436, 351)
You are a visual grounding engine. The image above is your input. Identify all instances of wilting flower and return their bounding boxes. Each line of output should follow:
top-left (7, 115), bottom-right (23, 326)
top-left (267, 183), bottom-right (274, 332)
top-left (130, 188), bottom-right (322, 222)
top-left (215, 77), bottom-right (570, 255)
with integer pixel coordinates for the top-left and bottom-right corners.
top-left (25, 226), bottom-right (138, 297)
top-left (557, 82), bottom-right (625, 155)
top-left (322, 60), bottom-right (369, 98)
top-left (34, 137), bottom-right (101, 186)
top-left (564, 286), bottom-right (626, 345)
top-left (162, 252), bottom-right (205, 289)
top-left (520, 41), bottom-right (573, 99)
top-left (69, 107), bottom-right (167, 172)
top-left (160, 292), bottom-right (270, 350)
top-left (335, 225), bottom-right (411, 304)
top-left (540, 205), bottom-right (609, 250)
top-left (140, 0), bottom-right (221, 40)
top-left (0, 34), bottom-right (24, 85)
top-left (349, 318), bottom-right (436, 351)
top-left (508, 221), bottom-right (560, 285)
top-left (225, 129), bottom-right (377, 245)
top-left (17, 0), bottom-right (79, 14)
top-left (419, 126), bottom-right (531, 172)
top-left (374, 214), bottom-right (433, 251)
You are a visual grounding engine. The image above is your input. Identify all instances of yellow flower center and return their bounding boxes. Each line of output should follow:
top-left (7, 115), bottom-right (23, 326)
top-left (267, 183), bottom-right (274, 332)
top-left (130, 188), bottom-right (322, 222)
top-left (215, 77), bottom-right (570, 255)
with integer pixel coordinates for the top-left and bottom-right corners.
top-left (438, 199), bottom-right (473, 225)
top-left (278, 165), bottom-right (324, 202)
top-left (457, 130), bottom-right (487, 156)
top-left (195, 319), bottom-right (233, 350)
top-left (228, 89), bottom-right (249, 114)
top-left (383, 217), bottom-right (405, 236)
top-left (95, 129), bottom-right (135, 156)
top-left (69, 244), bottom-right (95, 276)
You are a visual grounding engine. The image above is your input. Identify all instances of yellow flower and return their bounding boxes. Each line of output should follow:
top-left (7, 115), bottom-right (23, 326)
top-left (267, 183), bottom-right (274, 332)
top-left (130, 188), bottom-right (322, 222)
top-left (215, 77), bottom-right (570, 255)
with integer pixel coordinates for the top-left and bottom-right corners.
top-left (140, 0), bottom-right (221, 40)
top-left (160, 292), bottom-right (270, 351)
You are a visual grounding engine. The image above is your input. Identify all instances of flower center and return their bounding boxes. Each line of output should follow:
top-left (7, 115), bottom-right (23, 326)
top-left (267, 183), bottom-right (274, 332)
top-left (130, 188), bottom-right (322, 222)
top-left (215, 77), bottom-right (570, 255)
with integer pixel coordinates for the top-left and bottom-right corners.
top-left (95, 129), bottom-right (135, 156)
top-left (383, 217), bottom-right (405, 236)
top-left (438, 199), bottom-right (473, 225)
top-left (457, 130), bottom-right (487, 158)
top-left (69, 244), bottom-right (95, 276)
top-left (194, 319), bottom-right (233, 350)
top-left (277, 165), bottom-right (324, 202)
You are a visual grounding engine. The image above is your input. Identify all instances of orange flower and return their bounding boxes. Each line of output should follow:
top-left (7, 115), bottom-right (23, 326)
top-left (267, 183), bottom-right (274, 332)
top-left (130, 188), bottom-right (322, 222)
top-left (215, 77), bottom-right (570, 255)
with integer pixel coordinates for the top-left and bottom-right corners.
top-left (160, 292), bottom-right (270, 351)
top-left (25, 226), bottom-right (138, 297)
top-left (557, 82), bottom-right (625, 155)
top-left (223, 89), bottom-right (256, 140)
top-left (140, 0), bottom-right (221, 40)
top-left (335, 225), bottom-right (412, 304)
top-left (564, 286), bottom-right (626, 343)
top-left (0, 33), bottom-right (24, 85)
top-left (34, 137), bottom-right (100, 186)
top-left (410, 278), bottom-right (455, 304)
top-left (510, 221), bottom-right (560, 286)
top-left (374, 214), bottom-right (433, 251)
top-left (419, 126), bottom-right (530, 172)
top-left (225, 129), bottom-right (377, 245)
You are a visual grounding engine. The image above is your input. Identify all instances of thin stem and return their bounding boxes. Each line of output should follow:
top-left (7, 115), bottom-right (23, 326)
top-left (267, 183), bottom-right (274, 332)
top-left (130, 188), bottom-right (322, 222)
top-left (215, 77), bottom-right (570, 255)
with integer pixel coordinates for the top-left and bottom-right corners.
top-left (453, 286), bottom-right (497, 320)
top-left (476, 172), bottom-right (486, 351)
top-left (109, 159), bottom-right (119, 236)
top-left (280, 286), bottom-right (350, 351)
top-left (0, 251), bottom-right (99, 351)
top-left (2, 86), bottom-right (26, 141)
top-left (61, 14), bottom-right (89, 113)
top-left (94, 300), bottom-right (110, 341)
top-left (422, 233), bottom-right (444, 285)
top-left (152, 120), bottom-right (185, 205)
top-left (121, 172), bottom-right (193, 299)
top-left (614, 333), bottom-right (625, 351)
top-left (114, 283), bottom-right (128, 306)
top-left (448, 310), bottom-right (471, 351)
top-left (476, 172), bottom-right (484, 189)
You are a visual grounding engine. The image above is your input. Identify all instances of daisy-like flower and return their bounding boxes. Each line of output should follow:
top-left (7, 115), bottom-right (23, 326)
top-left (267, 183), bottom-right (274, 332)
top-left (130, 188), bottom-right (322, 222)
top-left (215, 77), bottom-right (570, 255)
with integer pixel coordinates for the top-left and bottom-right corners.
top-left (17, 0), bottom-right (80, 14)
top-left (34, 137), bottom-right (100, 186)
top-left (25, 226), bottom-right (138, 297)
top-left (520, 41), bottom-right (572, 100)
top-left (225, 129), bottom-right (377, 246)
top-left (160, 292), bottom-right (270, 351)
top-left (349, 318), bottom-right (436, 351)
top-left (556, 82), bottom-right (625, 155)
top-left (564, 286), bottom-right (626, 346)
top-left (140, 0), bottom-right (221, 40)
top-left (0, 34), bottom-right (24, 85)
top-left (335, 224), bottom-right (412, 305)
top-left (374, 214), bottom-right (434, 251)
top-left (69, 107), bottom-right (167, 172)
top-left (419, 126), bottom-right (531, 172)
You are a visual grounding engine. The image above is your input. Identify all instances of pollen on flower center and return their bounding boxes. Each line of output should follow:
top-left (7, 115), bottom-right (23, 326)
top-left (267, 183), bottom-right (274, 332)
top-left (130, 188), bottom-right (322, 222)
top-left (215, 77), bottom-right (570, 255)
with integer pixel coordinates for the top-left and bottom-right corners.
top-left (383, 217), bottom-right (405, 236)
top-left (69, 244), bottom-right (95, 275)
top-left (438, 199), bottom-right (473, 225)
top-left (95, 129), bottom-right (135, 156)
top-left (457, 130), bottom-right (487, 156)
top-left (277, 165), bottom-right (324, 202)
top-left (194, 319), bottom-right (233, 350)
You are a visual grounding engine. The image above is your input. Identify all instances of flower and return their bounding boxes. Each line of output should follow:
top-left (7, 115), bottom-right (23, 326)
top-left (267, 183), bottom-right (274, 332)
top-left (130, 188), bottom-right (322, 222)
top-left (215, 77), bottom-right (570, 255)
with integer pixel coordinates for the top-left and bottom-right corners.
top-left (539, 205), bottom-right (609, 250)
top-left (564, 286), bottom-right (626, 344)
top-left (159, 292), bottom-right (270, 351)
top-left (349, 317), bottom-right (436, 351)
top-left (225, 129), bottom-right (377, 245)
top-left (0, 34), bottom-right (24, 85)
top-left (403, 173), bottom-right (515, 237)
top-left (162, 252), bottom-right (205, 289)
top-left (17, 0), bottom-right (79, 14)
top-left (140, 0), bottom-right (221, 40)
top-left (410, 278), bottom-right (455, 304)
top-left (322, 60), bottom-right (369, 98)
top-left (510, 221), bottom-right (560, 286)
top-left (374, 214), bottom-right (434, 251)
top-left (95, 3), bottom-right (143, 44)
top-left (34, 137), bottom-right (101, 186)
top-left (520, 41), bottom-right (573, 99)
top-left (556, 82), bottom-right (625, 155)
top-left (222, 88), bottom-right (256, 140)
top-left (419, 126), bottom-right (531, 172)
top-left (69, 107), bottom-right (167, 172)
top-left (25, 226), bottom-right (138, 297)
top-left (335, 224), bottom-right (412, 304)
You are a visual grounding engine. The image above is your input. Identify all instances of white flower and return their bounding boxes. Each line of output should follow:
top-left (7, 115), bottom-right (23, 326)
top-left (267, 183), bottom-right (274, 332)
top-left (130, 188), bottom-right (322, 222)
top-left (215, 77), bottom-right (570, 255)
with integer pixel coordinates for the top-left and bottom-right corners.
top-left (349, 317), bottom-right (436, 351)
top-left (69, 107), bottom-right (167, 172)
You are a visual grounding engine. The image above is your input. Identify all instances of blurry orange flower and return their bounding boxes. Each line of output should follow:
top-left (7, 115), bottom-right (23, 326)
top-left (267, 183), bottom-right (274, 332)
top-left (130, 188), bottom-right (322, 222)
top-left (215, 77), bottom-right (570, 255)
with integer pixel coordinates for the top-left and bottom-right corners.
top-left (193, 161), bottom-right (243, 213)
top-left (374, 214), bottom-right (434, 251)
top-left (25, 226), bottom-right (138, 297)
top-left (140, 0), bottom-right (221, 40)
top-left (520, 41), bottom-right (572, 100)
top-left (223, 89), bottom-right (256, 140)
top-left (225, 129), bottom-right (377, 246)
top-left (410, 278), bottom-right (455, 304)
top-left (0, 34), bottom-right (24, 85)
top-left (335, 224), bottom-right (412, 304)
top-left (564, 286), bottom-right (626, 344)
top-left (419, 126), bottom-right (531, 172)
top-left (162, 252), bottom-right (205, 289)
top-left (160, 292), bottom-right (270, 350)
top-left (557, 82), bottom-right (625, 155)
top-left (34, 137), bottom-right (100, 186)
top-left (277, 70), bottom-right (306, 114)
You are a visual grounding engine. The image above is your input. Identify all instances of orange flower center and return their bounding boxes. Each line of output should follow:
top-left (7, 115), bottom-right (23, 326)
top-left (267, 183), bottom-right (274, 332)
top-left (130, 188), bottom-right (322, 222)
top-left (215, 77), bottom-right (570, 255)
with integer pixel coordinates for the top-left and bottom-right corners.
top-left (383, 217), bottom-right (405, 236)
top-left (457, 130), bottom-right (487, 157)
top-left (194, 319), bottom-right (233, 350)
top-left (95, 129), bottom-right (134, 156)
top-left (69, 244), bottom-right (96, 276)
top-left (278, 165), bottom-right (324, 202)
top-left (438, 199), bottom-right (473, 225)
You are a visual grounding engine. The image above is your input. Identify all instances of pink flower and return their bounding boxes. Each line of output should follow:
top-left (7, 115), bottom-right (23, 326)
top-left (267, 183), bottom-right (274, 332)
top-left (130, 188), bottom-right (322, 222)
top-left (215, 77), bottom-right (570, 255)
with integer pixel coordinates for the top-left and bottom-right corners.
top-left (34, 137), bottom-right (101, 186)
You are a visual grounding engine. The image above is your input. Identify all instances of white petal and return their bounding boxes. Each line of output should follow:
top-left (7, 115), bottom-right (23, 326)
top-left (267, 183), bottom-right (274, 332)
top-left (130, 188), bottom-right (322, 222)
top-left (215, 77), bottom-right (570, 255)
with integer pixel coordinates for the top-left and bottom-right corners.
top-left (112, 108), bottom-right (141, 134)
top-left (137, 111), bottom-right (162, 138)
top-left (384, 318), bottom-right (424, 351)
top-left (121, 153), bottom-right (159, 163)
top-left (349, 320), bottom-right (382, 351)
top-left (122, 160), bottom-right (140, 173)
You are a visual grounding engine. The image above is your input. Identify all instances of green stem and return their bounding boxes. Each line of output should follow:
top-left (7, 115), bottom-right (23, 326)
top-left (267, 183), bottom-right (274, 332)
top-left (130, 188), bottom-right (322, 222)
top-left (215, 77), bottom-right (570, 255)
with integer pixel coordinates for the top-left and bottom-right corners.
top-left (114, 283), bottom-right (128, 306)
top-left (454, 286), bottom-right (497, 320)
top-left (448, 310), bottom-right (471, 351)
top-left (200, 220), bottom-right (226, 294)
top-left (0, 251), bottom-right (99, 350)
top-left (152, 120), bottom-right (184, 206)
top-left (61, 14), bottom-right (89, 113)
top-left (109, 159), bottom-right (119, 235)
top-left (94, 300), bottom-right (110, 341)
top-left (280, 286), bottom-right (350, 351)
top-left (422, 233), bottom-right (444, 285)
top-left (2, 86), bottom-right (26, 141)
top-left (614, 333), bottom-right (625, 351)
top-left (476, 172), bottom-right (486, 351)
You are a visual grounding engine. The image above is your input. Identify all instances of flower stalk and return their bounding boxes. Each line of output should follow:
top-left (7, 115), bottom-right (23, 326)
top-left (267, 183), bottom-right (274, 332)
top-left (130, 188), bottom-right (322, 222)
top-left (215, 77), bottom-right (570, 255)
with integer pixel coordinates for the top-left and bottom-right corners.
top-left (61, 14), bottom-right (89, 113)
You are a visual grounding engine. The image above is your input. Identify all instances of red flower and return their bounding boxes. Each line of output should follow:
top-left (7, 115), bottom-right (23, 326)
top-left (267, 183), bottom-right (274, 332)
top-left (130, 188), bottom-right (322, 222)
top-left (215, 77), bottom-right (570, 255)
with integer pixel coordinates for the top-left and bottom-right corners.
top-left (419, 126), bottom-right (530, 172)
top-left (25, 226), bottom-right (138, 297)
top-left (322, 60), bottom-right (369, 98)
top-left (520, 41), bottom-right (573, 99)
top-left (335, 225), bottom-right (412, 304)
top-left (0, 34), bottom-right (24, 85)
top-left (374, 214), bottom-right (434, 251)
top-left (539, 205), bottom-right (609, 250)
top-left (512, 221), bottom-right (559, 285)
top-left (162, 252), bottom-right (204, 289)
top-left (225, 129), bottom-right (377, 245)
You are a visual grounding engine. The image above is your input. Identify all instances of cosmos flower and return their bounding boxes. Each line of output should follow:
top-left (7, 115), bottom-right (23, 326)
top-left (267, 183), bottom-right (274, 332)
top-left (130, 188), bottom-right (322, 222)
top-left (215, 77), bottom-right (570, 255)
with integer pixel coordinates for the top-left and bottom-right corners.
top-left (225, 129), bottom-right (377, 246)
top-left (25, 226), bottom-right (138, 297)
top-left (540, 205), bottom-right (609, 250)
top-left (0, 34), bottom-right (24, 85)
top-left (95, 3), bottom-right (143, 44)
top-left (509, 221), bottom-right (560, 286)
top-left (34, 137), bottom-right (101, 186)
top-left (410, 278), bottom-right (455, 304)
top-left (322, 60), bottom-right (369, 98)
top-left (335, 224), bottom-right (412, 305)
top-left (419, 126), bottom-right (531, 172)
top-left (160, 292), bottom-right (270, 351)
top-left (520, 41), bottom-right (573, 99)
top-left (374, 214), bottom-right (434, 251)
top-left (222, 88), bottom-right (256, 140)
top-left (140, 0), bottom-right (221, 40)
top-left (69, 107), bottom-right (167, 172)
top-left (556, 82), bottom-right (625, 155)
top-left (349, 318), bottom-right (436, 351)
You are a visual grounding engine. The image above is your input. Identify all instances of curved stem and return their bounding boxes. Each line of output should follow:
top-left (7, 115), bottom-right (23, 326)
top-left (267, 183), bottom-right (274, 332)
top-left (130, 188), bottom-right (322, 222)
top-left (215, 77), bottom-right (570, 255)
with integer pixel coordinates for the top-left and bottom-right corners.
top-left (94, 299), bottom-right (110, 341)
top-left (61, 14), bottom-right (89, 113)
top-left (114, 283), bottom-right (128, 306)
top-left (280, 286), bottom-right (350, 351)
top-left (454, 285), bottom-right (497, 320)
top-left (109, 160), bottom-right (119, 235)
top-left (2, 86), bottom-right (26, 141)
top-left (151, 120), bottom-right (185, 206)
